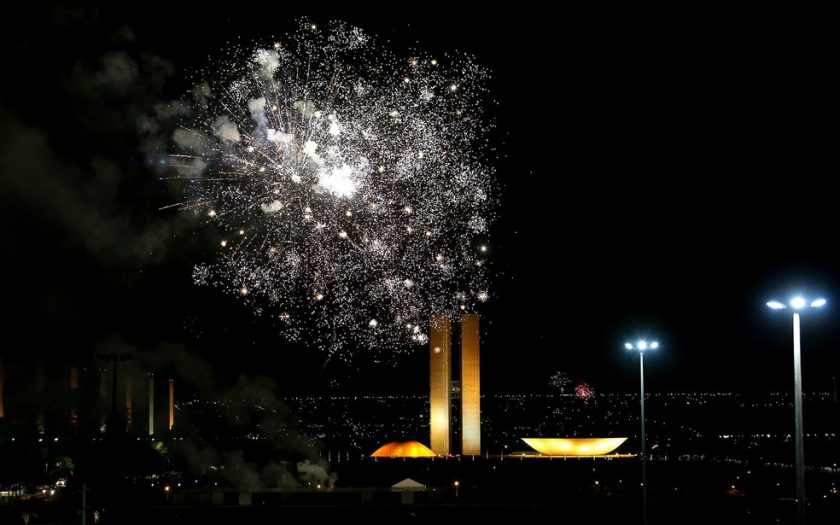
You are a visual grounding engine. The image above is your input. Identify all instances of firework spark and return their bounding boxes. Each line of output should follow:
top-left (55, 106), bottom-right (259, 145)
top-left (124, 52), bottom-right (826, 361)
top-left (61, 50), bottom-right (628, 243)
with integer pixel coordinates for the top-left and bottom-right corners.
top-left (172, 21), bottom-right (495, 359)
top-left (549, 371), bottom-right (572, 393)
top-left (575, 382), bottom-right (595, 401)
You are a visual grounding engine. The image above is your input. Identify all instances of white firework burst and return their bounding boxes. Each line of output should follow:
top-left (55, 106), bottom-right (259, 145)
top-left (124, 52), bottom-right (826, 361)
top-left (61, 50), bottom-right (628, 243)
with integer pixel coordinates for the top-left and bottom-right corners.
top-left (170, 20), bottom-right (496, 360)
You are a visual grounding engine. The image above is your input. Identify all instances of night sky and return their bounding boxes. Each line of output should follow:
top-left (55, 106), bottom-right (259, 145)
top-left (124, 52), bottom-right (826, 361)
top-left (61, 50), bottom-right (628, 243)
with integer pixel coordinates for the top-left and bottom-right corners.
top-left (1, 4), bottom-right (837, 396)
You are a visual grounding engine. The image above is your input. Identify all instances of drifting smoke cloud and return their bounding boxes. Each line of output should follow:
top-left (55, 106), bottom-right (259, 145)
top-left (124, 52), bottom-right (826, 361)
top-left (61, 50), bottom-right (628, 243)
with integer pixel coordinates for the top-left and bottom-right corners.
top-left (1, 25), bottom-right (195, 274)
top-left (136, 344), bottom-right (335, 489)
top-left (212, 115), bottom-right (241, 142)
top-left (173, 128), bottom-right (209, 152)
top-left (298, 460), bottom-right (338, 489)
top-left (0, 110), bottom-right (187, 269)
top-left (247, 97), bottom-right (268, 128)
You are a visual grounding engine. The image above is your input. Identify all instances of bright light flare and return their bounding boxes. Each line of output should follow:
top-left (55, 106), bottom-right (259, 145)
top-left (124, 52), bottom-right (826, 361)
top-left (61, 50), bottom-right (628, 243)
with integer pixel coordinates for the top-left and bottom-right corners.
top-left (318, 165), bottom-right (358, 198)
top-left (790, 297), bottom-right (806, 309)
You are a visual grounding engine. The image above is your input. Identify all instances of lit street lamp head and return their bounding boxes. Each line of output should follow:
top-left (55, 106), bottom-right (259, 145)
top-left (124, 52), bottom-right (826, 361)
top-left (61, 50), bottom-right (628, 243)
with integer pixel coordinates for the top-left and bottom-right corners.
top-left (766, 297), bottom-right (826, 311)
top-left (625, 340), bottom-right (659, 352)
top-left (790, 297), bottom-right (806, 309)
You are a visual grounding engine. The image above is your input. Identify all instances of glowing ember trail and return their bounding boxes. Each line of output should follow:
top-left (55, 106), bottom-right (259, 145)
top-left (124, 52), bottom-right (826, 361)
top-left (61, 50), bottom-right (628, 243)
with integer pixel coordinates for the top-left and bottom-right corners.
top-left (170, 21), bottom-right (496, 360)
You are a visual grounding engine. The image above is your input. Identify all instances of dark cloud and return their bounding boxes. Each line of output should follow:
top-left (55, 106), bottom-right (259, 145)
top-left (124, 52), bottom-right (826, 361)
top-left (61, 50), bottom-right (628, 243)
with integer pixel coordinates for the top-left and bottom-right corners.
top-left (49, 4), bottom-right (100, 27)
top-left (0, 108), bottom-right (187, 269)
top-left (0, 26), bottom-right (195, 274)
top-left (132, 343), bottom-right (334, 489)
top-left (112, 24), bottom-right (136, 44)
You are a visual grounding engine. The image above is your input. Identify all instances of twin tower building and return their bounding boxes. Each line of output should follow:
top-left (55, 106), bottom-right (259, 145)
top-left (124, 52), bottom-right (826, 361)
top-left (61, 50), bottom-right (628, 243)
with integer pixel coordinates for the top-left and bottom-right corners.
top-left (429, 314), bottom-right (481, 456)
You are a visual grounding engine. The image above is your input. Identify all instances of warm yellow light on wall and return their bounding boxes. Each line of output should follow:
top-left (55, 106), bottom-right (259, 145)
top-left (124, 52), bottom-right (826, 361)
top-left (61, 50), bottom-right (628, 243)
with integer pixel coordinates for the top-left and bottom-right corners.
top-left (461, 314), bottom-right (481, 456)
top-left (371, 441), bottom-right (437, 458)
top-left (429, 315), bottom-right (451, 455)
top-left (522, 437), bottom-right (628, 456)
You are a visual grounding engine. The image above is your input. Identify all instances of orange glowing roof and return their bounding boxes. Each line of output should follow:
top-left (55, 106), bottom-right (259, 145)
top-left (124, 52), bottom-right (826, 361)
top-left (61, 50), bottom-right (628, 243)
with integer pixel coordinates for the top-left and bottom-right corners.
top-left (522, 437), bottom-right (627, 456)
top-left (371, 441), bottom-right (437, 458)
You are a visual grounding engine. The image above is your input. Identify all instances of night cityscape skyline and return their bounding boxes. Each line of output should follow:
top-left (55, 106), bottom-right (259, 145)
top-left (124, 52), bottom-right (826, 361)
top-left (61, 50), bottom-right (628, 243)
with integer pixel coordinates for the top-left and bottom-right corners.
top-left (1, 4), bottom-right (838, 524)
top-left (2, 5), bottom-right (838, 395)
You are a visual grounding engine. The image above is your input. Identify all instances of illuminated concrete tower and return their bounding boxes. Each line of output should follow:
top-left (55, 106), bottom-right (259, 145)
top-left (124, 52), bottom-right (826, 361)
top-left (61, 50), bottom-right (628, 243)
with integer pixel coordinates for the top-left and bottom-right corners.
top-left (148, 374), bottom-right (155, 436)
top-left (429, 315), bottom-right (451, 455)
top-left (460, 314), bottom-right (481, 455)
top-left (168, 379), bottom-right (175, 430)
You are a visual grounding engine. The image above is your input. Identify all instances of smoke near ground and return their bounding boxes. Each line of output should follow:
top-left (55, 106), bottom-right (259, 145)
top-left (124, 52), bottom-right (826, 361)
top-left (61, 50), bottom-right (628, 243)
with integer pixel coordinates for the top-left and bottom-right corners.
top-left (135, 344), bottom-right (336, 489)
top-left (0, 6), bottom-right (336, 490)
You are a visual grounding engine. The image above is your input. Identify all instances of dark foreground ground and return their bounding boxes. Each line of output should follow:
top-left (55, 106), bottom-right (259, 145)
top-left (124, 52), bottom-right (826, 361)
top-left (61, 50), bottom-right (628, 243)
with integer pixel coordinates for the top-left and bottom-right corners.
top-left (2, 458), bottom-right (839, 524)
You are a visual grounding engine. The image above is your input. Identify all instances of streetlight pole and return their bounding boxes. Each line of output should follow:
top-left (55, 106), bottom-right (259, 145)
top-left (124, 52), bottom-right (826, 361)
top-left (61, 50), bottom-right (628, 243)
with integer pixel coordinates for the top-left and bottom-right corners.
top-left (625, 339), bottom-right (658, 525)
top-left (792, 312), bottom-right (805, 525)
top-left (767, 296), bottom-right (825, 525)
top-left (639, 350), bottom-right (647, 525)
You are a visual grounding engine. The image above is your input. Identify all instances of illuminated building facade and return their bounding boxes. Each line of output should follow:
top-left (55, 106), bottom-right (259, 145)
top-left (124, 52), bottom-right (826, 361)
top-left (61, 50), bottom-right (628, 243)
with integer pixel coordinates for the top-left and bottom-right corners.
top-left (148, 374), bottom-right (155, 436)
top-left (522, 437), bottom-right (628, 456)
top-left (168, 378), bottom-right (175, 430)
top-left (429, 315), bottom-right (451, 455)
top-left (371, 441), bottom-right (436, 458)
top-left (429, 314), bottom-right (482, 456)
top-left (460, 314), bottom-right (481, 455)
